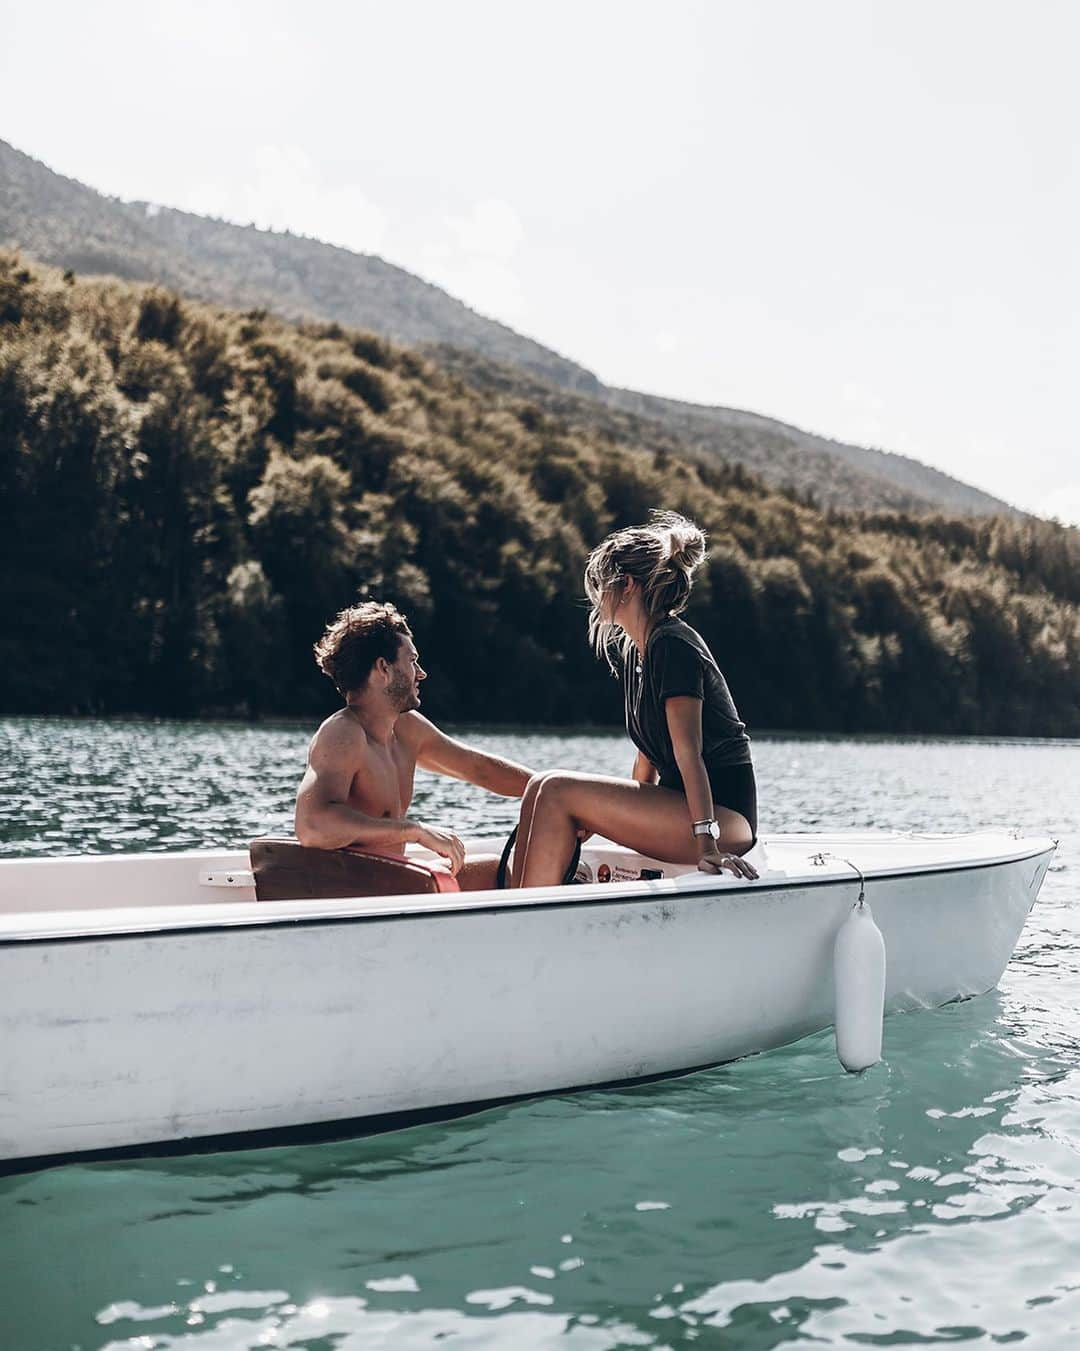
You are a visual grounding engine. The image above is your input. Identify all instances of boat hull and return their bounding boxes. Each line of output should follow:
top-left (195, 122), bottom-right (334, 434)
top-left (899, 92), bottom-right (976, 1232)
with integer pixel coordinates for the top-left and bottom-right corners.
top-left (0, 838), bottom-right (1053, 1166)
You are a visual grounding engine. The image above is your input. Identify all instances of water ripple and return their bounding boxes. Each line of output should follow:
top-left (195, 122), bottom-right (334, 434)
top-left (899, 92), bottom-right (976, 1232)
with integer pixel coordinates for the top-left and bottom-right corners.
top-left (1, 722), bottom-right (1079, 1349)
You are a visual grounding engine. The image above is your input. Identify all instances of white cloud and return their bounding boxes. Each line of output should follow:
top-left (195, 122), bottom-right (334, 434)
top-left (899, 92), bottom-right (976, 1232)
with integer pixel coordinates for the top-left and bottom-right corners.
top-left (1035, 479), bottom-right (1080, 527)
top-left (838, 380), bottom-right (890, 448)
top-left (185, 144), bottom-right (387, 256)
top-left (446, 198), bottom-right (524, 261)
top-left (418, 198), bottom-right (527, 323)
top-left (842, 381), bottom-right (884, 413)
top-left (421, 255), bottom-right (527, 324)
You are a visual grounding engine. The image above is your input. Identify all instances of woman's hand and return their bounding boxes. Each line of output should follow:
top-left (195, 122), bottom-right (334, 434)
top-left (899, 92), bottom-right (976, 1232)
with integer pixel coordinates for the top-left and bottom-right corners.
top-left (698, 849), bottom-right (758, 880)
top-left (413, 823), bottom-right (466, 875)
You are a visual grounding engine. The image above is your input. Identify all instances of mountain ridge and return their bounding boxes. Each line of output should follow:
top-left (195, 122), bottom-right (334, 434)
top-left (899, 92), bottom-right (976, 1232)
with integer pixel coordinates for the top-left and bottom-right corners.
top-left (0, 137), bottom-right (1016, 516)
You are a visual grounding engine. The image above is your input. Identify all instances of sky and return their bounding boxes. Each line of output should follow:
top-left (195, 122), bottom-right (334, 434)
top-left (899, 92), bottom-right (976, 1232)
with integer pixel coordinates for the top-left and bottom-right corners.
top-left (2, 0), bottom-right (1077, 520)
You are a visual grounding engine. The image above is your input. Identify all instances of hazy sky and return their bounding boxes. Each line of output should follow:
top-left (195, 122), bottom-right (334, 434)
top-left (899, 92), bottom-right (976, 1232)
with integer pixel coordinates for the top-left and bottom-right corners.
top-left (3, 0), bottom-right (1076, 519)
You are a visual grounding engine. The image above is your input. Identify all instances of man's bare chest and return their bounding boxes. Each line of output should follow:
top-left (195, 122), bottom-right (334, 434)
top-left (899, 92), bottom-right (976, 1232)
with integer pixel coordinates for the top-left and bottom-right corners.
top-left (347, 738), bottom-right (417, 816)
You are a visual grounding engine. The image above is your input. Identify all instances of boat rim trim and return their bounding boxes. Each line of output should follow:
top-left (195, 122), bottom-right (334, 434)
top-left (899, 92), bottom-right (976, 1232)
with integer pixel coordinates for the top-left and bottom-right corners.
top-left (0, 844), bottom-right (1056, 947)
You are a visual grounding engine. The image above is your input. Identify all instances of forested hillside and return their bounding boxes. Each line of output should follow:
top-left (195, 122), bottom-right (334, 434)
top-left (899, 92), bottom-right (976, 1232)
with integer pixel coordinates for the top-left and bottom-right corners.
top-left (0, 138), bottom-right (1015, 517)
top-left (426, 345), bottom-right (1005, 520)
top-left (2, 252), bottom-right (1077, 734)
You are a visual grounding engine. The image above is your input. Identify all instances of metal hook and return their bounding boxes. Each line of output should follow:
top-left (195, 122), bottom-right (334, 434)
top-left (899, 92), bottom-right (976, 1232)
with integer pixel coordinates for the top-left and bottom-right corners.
top-left (813, 851), bottom-right (866, 906)
top-left (837, 856), bottom-right (867, 908)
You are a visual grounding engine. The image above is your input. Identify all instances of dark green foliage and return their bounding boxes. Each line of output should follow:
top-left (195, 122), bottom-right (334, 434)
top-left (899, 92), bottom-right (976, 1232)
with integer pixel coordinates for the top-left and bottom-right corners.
top-left (135, 289), bottom-right (183, 347)
top-left (315, 357), bottom-right (390, 414)
top-left (0, 252), bottom-right (1077, 734)
top-left (349, 332), bottom-right (393, 369)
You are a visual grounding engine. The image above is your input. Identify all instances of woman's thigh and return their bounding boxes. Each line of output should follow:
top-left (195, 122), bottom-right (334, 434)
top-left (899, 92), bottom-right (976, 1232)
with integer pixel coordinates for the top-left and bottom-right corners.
top-left (537, 773), bottom-right (730, 864)
top-left (458, 853), bottom-right (501, 891)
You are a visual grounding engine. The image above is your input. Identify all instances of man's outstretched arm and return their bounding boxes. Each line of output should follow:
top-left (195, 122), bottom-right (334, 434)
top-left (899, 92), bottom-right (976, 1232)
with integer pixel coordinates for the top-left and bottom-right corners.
top-left (402, 713), bottom-right (533, 797)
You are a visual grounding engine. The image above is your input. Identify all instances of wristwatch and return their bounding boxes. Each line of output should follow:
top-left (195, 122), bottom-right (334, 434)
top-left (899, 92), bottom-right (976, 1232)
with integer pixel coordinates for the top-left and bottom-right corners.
top-left (692, 819), bottom-right (720, 841)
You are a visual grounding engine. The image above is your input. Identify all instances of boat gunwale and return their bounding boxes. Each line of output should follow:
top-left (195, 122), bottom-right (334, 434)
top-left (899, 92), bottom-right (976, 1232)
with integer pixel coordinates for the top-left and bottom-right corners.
top-left (0, 841), bottom-right (1055, 947)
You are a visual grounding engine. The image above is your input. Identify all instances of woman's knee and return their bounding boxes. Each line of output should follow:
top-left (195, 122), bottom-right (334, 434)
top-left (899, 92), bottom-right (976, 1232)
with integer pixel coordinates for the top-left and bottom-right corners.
top-left (528, 770), bottom-right (580, 805)
top-left (524, 770), bottom-right (557, 800)
top-left (533, 774), bottom-right (586, 822)
top-left (720, 812), bottom-right (754, 854)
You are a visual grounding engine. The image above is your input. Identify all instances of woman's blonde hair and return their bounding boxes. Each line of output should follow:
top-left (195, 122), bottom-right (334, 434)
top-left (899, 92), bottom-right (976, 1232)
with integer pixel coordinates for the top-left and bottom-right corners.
top-left (585, 510), bottom-right (707, 670)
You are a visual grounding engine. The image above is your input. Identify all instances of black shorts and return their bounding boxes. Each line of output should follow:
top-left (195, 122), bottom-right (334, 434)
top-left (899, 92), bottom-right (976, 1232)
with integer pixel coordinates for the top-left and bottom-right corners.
top-left (658, 760), bottom-right (758, 840)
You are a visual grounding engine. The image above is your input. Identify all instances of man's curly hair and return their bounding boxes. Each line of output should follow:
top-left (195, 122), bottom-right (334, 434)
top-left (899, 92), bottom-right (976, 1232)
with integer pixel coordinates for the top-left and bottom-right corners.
top-left (314, 602), bottom-right (412, 696)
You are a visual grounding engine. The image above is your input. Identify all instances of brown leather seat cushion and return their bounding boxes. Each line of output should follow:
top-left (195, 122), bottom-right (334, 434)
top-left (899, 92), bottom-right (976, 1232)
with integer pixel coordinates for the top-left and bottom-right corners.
top-left (250, 837), bottom-right (460, 902)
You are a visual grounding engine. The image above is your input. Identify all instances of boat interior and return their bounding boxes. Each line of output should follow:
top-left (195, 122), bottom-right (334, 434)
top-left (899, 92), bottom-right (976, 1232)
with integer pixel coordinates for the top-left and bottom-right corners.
top-left (0, 835), bottom-right (731, 917)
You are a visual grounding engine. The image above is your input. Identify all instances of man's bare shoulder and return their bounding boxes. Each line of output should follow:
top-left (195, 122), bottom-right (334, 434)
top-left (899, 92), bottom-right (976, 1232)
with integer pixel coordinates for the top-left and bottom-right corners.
top-left (308, 708), bottom-right (369, 761)
top-left (394, 710), bottom-right (441, 748)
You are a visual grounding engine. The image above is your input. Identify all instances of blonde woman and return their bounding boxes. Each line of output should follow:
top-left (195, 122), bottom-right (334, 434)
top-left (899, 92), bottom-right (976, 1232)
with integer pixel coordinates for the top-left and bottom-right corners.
top-left (512, 511), bottom-right (758, 887)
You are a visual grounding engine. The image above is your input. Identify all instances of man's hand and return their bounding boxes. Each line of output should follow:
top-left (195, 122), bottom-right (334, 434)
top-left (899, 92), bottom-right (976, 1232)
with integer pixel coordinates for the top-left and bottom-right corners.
top-left (698, 849), bottom-right (758, 880)
top-left (413, 823), bottom-right (466, 875)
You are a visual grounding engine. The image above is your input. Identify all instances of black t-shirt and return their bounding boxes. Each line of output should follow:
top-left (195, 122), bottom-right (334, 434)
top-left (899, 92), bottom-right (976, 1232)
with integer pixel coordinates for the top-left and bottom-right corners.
top-left (624, 617), bottom-right (752, 781)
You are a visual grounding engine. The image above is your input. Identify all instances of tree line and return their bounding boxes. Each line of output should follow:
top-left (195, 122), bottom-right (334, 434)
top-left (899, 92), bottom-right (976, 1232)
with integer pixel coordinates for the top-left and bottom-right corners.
top-left (1, 251), bottom-right (1078, 735)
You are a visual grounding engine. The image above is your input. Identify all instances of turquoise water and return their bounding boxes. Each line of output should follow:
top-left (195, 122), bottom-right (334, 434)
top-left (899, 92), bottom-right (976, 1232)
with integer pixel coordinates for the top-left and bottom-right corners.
top-left (1, 720), bottom-right (1079, 1349)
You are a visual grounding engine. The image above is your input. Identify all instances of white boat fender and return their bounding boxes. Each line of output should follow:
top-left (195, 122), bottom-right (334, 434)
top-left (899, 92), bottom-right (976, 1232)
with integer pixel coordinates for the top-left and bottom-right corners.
top-left (833, 865), bottom-right (886, 1073)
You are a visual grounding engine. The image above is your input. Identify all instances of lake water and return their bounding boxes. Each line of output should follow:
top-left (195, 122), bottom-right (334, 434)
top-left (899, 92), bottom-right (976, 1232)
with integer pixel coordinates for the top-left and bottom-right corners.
top-left (1, 719), bottom-right (1079, 1350)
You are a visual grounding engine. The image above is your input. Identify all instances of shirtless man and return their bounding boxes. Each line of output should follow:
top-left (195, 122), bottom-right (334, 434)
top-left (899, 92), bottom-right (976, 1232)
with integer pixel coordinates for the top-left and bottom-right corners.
top-left (294, 601), bottom-right (532, 888)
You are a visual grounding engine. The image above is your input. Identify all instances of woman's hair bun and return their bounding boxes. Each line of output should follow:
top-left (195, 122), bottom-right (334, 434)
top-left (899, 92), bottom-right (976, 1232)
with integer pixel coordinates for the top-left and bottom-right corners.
top-left (650, 510), bottom-right (707, 571)
top-left (585, 509), bottom-right (708, 664)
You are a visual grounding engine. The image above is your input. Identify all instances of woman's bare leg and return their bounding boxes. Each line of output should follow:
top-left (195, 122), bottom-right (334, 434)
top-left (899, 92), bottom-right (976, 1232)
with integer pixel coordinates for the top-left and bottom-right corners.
top-left (509, 771), bottom-right (551, 887)
top-left (517, 772), bottom-right (753, 889)
top-left (457, 854), bottom-right (501, 891)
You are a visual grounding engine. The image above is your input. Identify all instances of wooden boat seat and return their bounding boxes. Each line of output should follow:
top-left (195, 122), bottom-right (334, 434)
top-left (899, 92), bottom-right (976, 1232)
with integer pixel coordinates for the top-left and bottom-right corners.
top-left (249, 837), bottom-right (460, 902)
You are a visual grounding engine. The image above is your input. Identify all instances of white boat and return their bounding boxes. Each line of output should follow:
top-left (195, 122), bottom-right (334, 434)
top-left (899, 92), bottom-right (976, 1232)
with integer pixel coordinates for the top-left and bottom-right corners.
top-left (0, 831), bottom-right (1055, 1169)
